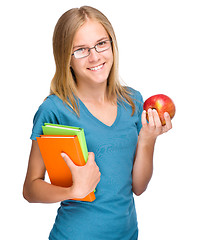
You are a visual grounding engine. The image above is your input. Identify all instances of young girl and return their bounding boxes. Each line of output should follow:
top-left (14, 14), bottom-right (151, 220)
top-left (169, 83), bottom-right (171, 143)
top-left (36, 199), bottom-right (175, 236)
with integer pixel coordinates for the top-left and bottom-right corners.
top-left (23, 6), bottom-right (172, 240)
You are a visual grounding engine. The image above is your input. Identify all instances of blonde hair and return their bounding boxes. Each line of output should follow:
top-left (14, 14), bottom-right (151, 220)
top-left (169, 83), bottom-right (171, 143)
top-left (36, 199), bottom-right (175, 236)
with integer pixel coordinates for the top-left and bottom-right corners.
top-left (50, 6), bottom-right (135, 116)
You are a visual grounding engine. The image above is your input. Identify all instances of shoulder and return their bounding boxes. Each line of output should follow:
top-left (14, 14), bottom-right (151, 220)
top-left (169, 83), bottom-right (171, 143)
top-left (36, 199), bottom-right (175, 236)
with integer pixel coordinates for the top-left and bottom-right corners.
top-left (40, 94), bottom-right (62, 109)
top-left (123, 86), bottom-right (143, 116)
top-left (33, 95), bottom-right (63, 123)
top-left (30, 95), bottom-right (62, 140)
top-left (125, 86), bottom-right (143, 103)
top-left (36, 94), bottom-right (64, 115)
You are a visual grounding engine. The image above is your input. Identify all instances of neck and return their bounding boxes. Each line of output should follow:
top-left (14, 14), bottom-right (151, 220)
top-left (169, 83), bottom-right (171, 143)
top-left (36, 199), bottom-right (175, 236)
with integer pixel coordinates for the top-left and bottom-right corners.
top-left (77, 81), bottom-right (108, 104)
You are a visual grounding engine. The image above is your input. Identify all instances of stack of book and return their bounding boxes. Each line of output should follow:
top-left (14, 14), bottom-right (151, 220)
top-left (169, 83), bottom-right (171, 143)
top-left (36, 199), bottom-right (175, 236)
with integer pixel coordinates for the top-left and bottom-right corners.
top-left (36, 123), bottom-right (95, 202)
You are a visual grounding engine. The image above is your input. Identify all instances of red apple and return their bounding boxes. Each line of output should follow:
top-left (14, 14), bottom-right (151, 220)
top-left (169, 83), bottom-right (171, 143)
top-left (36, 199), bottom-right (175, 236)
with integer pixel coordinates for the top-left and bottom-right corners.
top-left (143, 94), bottom-right (176, 125)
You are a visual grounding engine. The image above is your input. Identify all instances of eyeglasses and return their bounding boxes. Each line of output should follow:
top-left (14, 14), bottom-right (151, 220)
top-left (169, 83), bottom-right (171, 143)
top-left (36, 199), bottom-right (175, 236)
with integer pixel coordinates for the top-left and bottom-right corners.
top-left (72, 40), bottom-right (112, 59)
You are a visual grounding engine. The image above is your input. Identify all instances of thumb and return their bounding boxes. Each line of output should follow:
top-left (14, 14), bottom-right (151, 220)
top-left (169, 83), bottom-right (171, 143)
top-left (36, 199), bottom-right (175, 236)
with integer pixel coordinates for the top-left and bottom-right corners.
top-left (61, 152), bottom-right (76, 170)
top-left (86, 152), bottom-right (95, 164)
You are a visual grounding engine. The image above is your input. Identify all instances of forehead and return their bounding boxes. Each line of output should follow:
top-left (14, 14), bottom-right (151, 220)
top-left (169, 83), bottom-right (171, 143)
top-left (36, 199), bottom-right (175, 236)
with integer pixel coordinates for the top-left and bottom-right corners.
top-left (73, 19), bottom-right (109, 46)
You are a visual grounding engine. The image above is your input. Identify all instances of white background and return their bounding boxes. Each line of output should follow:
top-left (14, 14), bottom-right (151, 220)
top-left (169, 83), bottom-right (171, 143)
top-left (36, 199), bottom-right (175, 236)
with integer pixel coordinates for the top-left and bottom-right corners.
top-left (1, 0), bottom-right (199, 239)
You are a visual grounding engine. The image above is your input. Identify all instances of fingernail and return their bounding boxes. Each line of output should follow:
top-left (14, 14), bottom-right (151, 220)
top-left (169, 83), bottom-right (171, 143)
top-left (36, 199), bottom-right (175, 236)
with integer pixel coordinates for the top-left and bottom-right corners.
top-left (61, 153), bottom-right (66, 158)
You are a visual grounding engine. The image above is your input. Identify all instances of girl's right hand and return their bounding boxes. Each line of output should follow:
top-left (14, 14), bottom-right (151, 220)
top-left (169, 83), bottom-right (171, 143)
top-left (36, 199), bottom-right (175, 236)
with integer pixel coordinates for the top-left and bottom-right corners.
top-left (61, 152), bottom-right (101, 199)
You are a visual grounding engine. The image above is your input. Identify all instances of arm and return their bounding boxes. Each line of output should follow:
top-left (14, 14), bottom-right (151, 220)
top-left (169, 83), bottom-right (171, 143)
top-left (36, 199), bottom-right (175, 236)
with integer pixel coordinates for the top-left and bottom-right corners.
top-left (132, 108), bottom-right (172, 196)
top-left (23, 140), bottom-right (100, 203)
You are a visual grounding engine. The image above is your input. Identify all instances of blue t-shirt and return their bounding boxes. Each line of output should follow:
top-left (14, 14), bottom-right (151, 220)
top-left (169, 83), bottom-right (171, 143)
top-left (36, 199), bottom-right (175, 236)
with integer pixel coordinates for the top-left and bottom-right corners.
top-left (30, 87), bottom-right (143, 240)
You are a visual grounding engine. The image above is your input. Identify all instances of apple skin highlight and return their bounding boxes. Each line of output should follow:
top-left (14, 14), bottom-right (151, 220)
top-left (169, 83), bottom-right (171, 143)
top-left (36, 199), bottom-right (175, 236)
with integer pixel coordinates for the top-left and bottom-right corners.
top-left (143, 94), bottom-right (176, 125)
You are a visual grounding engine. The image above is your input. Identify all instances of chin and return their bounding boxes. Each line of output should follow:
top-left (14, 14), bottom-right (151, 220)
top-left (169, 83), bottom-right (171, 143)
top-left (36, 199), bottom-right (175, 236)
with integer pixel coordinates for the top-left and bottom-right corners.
top-left (90, 78), bottom-right (108, 86)
top-left (88, 73), bottom-right (110, 85)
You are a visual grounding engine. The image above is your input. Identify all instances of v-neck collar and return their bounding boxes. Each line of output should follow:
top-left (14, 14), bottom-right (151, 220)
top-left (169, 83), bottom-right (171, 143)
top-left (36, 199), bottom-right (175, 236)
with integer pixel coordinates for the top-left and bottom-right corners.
top-left (79, 98), bottom-right (121, 129)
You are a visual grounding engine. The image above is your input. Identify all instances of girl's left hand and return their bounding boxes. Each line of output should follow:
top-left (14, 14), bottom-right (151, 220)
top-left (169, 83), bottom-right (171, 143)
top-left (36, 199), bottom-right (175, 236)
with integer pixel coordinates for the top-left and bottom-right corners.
top-left (139, 108), bottom-right (172, 142)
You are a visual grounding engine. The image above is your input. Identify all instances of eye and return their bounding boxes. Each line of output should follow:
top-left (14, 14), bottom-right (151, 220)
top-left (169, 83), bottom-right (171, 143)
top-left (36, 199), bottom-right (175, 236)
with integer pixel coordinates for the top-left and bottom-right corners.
top-left (97, 41), bottom-right (107, 47)
top-left (75, 48), bottom-right (87, 54)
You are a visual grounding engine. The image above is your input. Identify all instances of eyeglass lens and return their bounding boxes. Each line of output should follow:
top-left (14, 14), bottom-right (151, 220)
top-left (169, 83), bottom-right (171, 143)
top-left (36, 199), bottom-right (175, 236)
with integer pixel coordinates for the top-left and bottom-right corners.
top-left (73, 40), bottom-right (111, 59)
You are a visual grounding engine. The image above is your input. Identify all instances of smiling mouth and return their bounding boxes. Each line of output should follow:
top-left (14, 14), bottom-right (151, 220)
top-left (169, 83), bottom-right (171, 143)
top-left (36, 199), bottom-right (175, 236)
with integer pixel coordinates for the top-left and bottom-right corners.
top-left (88, 63), bottom-right (105, 71)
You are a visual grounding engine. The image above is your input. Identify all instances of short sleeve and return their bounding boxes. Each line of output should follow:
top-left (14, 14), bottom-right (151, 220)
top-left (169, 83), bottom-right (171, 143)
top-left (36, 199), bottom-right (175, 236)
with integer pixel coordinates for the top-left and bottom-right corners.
top-left (30, 98), bottom-right (60, 140)
top-left (127, 87), bottom-right (143, 135)
top-left (135, 91), bottom-right (144, 134)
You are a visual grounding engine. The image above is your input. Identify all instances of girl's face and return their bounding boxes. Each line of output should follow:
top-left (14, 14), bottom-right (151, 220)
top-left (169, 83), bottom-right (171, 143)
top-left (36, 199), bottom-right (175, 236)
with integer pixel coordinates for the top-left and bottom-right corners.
top-left (70, 19), bottom-right (113, 88)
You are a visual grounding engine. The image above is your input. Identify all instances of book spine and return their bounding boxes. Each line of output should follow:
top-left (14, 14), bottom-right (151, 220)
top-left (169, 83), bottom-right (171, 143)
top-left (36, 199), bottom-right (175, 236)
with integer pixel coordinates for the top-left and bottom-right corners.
top-left (79, 130), bottom-right (88, 162)
top-left (72, 137), bottom-right (95, 202)
top-left (73, 137), bottom-right (85, 166)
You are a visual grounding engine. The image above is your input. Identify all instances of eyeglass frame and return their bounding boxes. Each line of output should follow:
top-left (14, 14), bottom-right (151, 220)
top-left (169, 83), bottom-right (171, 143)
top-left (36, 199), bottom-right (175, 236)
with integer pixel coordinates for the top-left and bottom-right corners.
top-left (71, 40), bottom-right (112, 59)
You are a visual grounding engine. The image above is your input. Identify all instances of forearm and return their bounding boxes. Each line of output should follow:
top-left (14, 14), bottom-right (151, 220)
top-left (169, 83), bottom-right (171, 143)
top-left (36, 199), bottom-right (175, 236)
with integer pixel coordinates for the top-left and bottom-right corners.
top-left (23, 179), bottom-right (73, 203)
top-left (132, 137), bottom-right (156, 196)
top-left (132, 108), bottom-right (172, 195)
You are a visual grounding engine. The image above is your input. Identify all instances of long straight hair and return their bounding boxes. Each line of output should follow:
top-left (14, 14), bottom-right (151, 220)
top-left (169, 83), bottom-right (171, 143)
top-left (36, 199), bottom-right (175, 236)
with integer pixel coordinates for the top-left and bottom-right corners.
top-left (50, 6), bottom-right (135, 116)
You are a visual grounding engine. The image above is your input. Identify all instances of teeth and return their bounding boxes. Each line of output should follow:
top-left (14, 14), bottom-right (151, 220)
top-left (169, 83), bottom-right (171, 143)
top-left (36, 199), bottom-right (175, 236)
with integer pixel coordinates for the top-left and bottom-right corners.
top-left (89, 64), bottom-right (104, 71)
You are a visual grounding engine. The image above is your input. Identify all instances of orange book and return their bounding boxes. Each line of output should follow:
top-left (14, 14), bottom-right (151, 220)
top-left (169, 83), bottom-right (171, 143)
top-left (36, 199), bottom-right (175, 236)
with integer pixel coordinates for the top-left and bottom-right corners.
top-left (36, 135), bottom-right (96, 202)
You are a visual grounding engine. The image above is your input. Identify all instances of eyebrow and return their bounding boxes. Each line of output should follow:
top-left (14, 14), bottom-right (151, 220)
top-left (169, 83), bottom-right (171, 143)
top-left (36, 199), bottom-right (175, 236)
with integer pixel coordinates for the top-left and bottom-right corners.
top-left (73, 37), bottom-right (109, 50)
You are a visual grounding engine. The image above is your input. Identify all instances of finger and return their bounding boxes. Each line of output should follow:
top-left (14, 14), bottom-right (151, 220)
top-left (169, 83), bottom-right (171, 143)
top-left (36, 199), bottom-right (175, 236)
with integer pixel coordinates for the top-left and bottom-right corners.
top-left (147, 108), bottom-right (155, 126)
top-left (86, 152), bottom-right (100, 174)
top-left (141, 110), bottom-right (148, 126)
top-left (87, 152), bottom-right (95, 162)
top-left (88, 152), bottom-right (95, 159)
top-left (61, 152), bottom-right (76, 170)
top-left (164, 112), bottom-right (172, 130)
top-left (86, 152), bottom-right (97, 166)
top-left (152, 109), bottom-right (162, 127)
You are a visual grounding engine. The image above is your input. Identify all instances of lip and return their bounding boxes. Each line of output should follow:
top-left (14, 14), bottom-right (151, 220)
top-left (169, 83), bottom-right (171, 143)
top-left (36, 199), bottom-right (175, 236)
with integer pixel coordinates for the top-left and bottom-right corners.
top-left (87, 63), bottom-right (105, 71)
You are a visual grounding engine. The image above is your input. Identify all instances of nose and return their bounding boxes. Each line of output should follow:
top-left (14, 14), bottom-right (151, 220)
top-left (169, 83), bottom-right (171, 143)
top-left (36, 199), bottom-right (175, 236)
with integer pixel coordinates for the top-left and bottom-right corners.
top-left (88, 48), bottom-right (100, 62)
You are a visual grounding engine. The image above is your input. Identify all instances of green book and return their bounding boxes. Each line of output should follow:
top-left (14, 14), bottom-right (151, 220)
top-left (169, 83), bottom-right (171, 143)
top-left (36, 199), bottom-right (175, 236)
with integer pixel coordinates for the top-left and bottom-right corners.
top-left (42, 123), bottom-right (88, 162)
